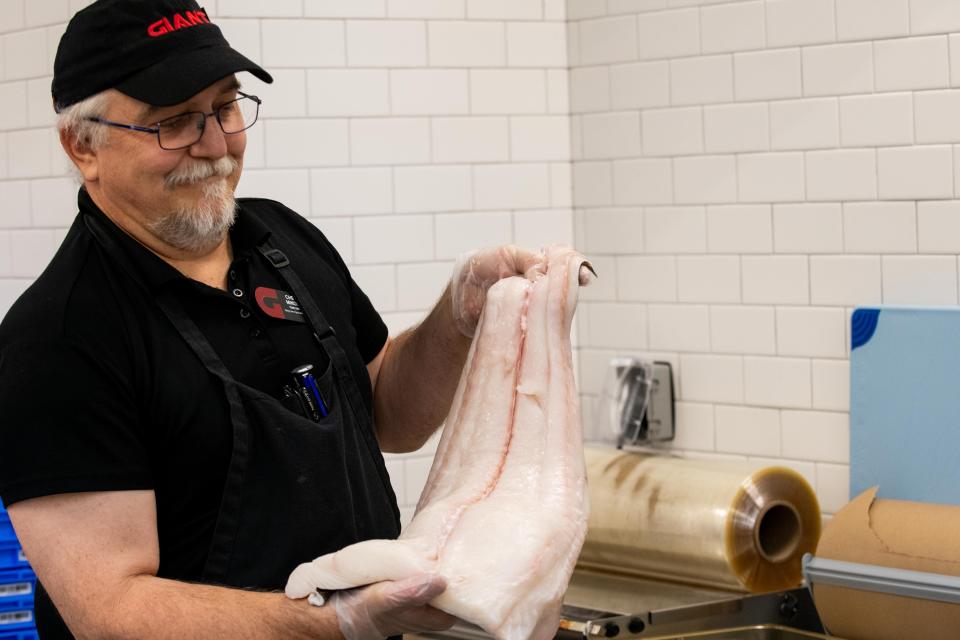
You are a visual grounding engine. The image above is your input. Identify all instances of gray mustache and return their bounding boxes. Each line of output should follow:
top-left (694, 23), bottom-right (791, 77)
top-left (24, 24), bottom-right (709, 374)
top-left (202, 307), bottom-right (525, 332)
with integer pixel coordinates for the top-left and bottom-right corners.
top-left (165, 156), bottom-right (238, 188)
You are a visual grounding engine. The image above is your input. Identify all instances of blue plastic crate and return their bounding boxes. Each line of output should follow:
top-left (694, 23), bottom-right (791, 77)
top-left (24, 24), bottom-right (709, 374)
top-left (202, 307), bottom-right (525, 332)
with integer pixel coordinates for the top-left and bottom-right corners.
top-left (0, 549), bottom-right (27, 573)
top-left (0, 517), bottom-right (14, 549)
top-left (0, 518), bottom-right (26, 573)
top-left (0, 514), bottom-right (30, 573)
top-left (0, 607), bottom-right (34, 634)
top-left (0, 569), bottom-right (35, 613)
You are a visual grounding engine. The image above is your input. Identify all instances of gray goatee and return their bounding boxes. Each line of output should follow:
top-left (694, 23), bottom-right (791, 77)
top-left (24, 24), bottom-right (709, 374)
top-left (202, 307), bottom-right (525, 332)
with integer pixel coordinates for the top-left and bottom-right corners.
top-left (149, 156), bottom-right (240, 254)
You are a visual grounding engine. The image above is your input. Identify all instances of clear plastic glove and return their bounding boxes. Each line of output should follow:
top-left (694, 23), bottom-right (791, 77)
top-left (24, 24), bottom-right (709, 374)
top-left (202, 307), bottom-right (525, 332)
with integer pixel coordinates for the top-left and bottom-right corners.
top-left (331, 574), bottom-right (457, 640)
top-left (450, 245), bottom-right (547, 337)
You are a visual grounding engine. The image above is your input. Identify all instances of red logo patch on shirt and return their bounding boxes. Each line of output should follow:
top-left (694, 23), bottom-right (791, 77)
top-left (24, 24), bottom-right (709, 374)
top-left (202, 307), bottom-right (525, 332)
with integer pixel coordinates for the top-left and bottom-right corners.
top-left (147, 10), bottom-right (210, 37)
top-left (255, 287), bottom-right (305, 323)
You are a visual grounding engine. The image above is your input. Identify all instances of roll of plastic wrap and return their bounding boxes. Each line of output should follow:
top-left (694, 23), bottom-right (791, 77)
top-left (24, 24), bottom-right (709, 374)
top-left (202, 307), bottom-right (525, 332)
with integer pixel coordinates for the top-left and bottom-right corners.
top-left (579, 446), bottom-right (821, 592)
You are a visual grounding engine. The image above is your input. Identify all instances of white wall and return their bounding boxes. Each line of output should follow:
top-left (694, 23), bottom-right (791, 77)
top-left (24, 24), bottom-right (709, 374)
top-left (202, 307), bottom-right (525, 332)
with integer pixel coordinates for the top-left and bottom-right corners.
top-left (0, 0), bottom-right (573, 525)
top-left (569, 0), bottom-right (960, 516)
top-left (6, 0), bottom-right (959, 524)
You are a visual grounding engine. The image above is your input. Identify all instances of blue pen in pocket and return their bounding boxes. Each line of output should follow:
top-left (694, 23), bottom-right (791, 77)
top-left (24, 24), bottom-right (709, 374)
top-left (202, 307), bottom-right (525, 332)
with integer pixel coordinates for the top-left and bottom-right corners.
top-left (291, 364), bottom-right (329, 421)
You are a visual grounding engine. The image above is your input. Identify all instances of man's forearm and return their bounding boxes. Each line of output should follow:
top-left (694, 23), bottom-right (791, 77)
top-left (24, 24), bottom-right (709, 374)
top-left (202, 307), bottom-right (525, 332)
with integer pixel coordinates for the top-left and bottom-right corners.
top-left (85, 575), bottom-right (340, 640)
top-left (373, 285), bottom-right (470, 453)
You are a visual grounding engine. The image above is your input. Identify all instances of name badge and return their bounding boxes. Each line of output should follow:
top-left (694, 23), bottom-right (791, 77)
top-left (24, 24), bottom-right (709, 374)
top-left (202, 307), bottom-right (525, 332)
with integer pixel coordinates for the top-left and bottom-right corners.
top-left (254, 287), bottom-right (305, 323)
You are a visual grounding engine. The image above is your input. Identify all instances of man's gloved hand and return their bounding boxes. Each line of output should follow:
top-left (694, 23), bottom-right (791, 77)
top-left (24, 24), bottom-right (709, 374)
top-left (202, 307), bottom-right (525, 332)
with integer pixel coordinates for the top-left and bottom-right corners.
top-left (332, 574), bottom-right (457, 640)
top-left (450, 245), bottom-right (547, 337)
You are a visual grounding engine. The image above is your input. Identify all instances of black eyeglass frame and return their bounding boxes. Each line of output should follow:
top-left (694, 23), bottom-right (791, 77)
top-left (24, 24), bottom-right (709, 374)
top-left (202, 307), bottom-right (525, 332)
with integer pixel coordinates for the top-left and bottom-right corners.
top-left (86, 92), bottom-right (262, 150)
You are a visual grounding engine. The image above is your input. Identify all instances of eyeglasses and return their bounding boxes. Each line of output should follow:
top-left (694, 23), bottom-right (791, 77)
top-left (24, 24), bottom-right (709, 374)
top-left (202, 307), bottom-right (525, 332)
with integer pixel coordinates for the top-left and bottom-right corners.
top-left (87, 92), bottom-right (262, 150)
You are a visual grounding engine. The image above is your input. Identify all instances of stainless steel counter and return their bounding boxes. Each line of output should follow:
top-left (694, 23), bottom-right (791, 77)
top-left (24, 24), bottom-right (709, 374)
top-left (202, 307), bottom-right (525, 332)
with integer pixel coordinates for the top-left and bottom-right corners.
top-left (412, 568), bottom-right (826, 640)
top-left (563, 569), bottom-right (734, 614)
top-left (640, 626), bottom-right (832, 640)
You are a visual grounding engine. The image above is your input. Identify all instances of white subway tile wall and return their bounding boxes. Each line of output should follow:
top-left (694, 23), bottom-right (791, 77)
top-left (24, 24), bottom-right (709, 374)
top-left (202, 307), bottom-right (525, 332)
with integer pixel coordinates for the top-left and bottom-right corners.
top-left (671, 55), bottom-right (734, 106)
top-left (569, 0), bottom-right (960, 515)
top-left (706, 205), bottom-right (772, 253)
top-left (0, 126), bottom-right (11, 168)
top-left (6, 0), bottom-right (960, 521)
top-left (715, 405), bottom-right (781, 457)
top-left (770, 98), bottom-right (839, 150)
top-left (734, 49), bottom-right (802, 102)
top-left (710, 305), bottom-right (776, 354)
top-left (704, 103), bottom-right (769, 154)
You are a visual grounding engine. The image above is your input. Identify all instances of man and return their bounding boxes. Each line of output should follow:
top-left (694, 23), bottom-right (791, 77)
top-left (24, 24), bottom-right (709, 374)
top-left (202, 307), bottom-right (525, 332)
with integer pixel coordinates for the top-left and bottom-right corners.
top-left (0, 1), bottom-right (544, 638)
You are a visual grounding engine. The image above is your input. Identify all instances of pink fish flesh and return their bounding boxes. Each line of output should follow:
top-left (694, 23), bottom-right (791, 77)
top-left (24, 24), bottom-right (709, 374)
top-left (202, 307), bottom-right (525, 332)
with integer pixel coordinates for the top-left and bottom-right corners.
top-left (285, 246), bottom-right (592, 640)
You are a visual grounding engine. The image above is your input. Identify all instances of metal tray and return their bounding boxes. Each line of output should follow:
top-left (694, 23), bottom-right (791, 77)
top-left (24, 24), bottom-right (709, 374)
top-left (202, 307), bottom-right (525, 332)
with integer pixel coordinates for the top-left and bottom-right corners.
top-left (643, 625), bottom-right (833, 640)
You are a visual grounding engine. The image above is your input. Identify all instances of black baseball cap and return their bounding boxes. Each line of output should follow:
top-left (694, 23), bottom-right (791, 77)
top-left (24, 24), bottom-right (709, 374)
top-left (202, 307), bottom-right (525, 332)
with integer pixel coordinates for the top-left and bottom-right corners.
top-left (52, 0), bottom-right (273, 112)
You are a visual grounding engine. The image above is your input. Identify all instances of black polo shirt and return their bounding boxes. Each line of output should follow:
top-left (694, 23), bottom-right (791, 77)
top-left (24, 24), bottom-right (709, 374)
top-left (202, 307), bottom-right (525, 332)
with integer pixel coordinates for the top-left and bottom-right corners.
top-left (0, 188), bottom-right (389, 582)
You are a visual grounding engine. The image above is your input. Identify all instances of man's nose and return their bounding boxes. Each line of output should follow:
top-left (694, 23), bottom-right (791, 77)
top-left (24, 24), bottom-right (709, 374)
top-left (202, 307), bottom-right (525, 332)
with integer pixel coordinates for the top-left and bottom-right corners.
top-left (189, 113), bottom-right (229, 158)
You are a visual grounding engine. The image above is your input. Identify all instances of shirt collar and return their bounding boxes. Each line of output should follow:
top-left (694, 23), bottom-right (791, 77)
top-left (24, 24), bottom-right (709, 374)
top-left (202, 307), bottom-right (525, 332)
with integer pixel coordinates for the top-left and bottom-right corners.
top-left (78, 187), bottom-right (272, 291)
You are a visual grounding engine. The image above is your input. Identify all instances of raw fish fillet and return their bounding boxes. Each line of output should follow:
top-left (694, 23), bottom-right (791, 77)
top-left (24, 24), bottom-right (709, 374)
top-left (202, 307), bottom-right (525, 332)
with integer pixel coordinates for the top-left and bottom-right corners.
top-left (286, 247), bottom-right (592, 640)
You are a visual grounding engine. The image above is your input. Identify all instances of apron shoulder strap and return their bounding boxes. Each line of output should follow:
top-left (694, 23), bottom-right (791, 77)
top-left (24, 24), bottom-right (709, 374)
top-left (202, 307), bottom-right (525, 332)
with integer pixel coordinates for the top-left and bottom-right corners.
top-left (255, 242), bottom-right (389, 474)
top-left (155, 292), bottom-right (251, 580)
top-left (261, 247), bottom-right (291, 269)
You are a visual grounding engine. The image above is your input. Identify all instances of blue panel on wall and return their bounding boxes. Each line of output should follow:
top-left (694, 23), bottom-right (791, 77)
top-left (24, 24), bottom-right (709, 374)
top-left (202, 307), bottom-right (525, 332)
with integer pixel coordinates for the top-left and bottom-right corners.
top-left (850, 307), bottom-right (960, 506)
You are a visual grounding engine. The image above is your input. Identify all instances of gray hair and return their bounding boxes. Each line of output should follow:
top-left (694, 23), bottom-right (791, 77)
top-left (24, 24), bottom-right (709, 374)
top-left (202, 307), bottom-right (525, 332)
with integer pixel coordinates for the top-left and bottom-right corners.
top-left (56, 89), bottom-right (116, 152)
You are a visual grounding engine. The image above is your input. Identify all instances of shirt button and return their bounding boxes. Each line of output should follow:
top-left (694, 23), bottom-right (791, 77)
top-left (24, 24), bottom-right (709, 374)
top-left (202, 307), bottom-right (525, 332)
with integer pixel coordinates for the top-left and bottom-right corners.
top-left (229, 270), bottom-right (237, 280)
top-left (233, 288), bottom-right (243, 298)
top-left (240, 308), bottom-right (251, 319)
top-left (252, 328), bottom-right (262, 338)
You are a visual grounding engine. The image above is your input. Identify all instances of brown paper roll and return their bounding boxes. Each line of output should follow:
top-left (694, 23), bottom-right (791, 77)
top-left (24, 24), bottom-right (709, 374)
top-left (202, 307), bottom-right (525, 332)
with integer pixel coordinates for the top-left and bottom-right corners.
top-left (579, 446), bottom-right (821, 592)
top-left (813, 488), bottom-right (960, 640)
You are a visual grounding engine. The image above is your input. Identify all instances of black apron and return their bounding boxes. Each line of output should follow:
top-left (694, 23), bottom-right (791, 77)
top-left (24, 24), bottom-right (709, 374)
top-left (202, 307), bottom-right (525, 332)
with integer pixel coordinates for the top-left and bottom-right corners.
top-left (154, 240), bottom-right (401, 587)
top-left (36, 214), bottom-right (401, 638)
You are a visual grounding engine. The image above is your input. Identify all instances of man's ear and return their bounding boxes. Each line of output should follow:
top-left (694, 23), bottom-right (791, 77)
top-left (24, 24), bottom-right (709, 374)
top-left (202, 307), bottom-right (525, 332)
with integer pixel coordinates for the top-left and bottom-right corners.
top-left (59, 127), bottom-right (100, 182)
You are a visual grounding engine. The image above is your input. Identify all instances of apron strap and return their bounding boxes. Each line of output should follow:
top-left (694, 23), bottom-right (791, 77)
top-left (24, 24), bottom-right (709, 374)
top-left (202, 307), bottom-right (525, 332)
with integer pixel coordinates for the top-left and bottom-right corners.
top-left (256, 244), bottom-right (381, 448)
top-left (83, 211), bottom-right (251, 579)
top-left (154, 293), bottom-right (252, 580)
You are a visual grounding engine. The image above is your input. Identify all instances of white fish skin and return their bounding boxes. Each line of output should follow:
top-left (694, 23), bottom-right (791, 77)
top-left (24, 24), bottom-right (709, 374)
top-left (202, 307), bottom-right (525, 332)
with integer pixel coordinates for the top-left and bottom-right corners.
top-left (286, 277), bottom-right (530, 599)
top-left (285, 247), bottom-right (590, 640)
